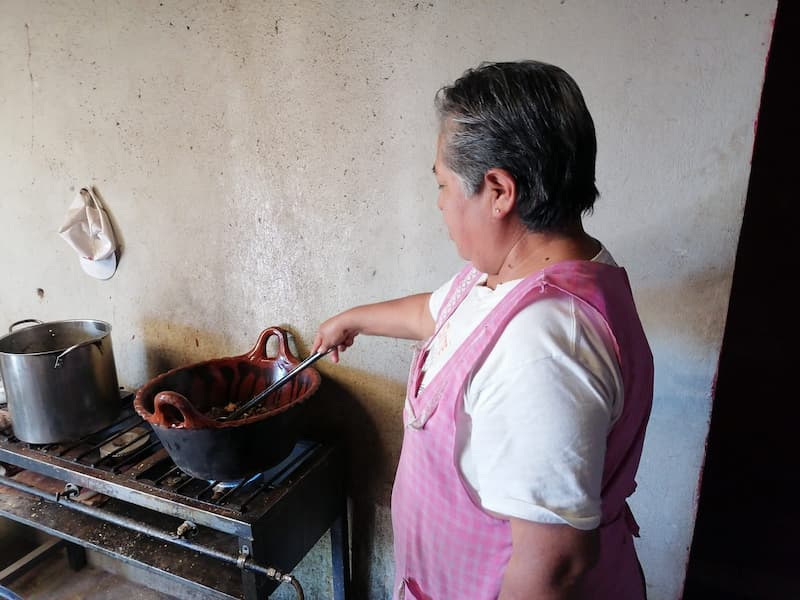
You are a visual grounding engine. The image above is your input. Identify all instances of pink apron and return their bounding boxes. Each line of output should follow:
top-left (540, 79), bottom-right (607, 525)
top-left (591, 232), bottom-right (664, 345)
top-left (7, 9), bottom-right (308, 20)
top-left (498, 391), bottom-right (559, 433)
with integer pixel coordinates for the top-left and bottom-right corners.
top-left (391, 260), bottom-right (654, 599)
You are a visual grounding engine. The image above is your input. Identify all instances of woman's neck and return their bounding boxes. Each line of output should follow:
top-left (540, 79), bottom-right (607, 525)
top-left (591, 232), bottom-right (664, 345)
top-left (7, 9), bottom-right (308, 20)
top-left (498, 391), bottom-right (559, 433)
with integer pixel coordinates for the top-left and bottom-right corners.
top-left (485, 225), bottom-right (600, 289)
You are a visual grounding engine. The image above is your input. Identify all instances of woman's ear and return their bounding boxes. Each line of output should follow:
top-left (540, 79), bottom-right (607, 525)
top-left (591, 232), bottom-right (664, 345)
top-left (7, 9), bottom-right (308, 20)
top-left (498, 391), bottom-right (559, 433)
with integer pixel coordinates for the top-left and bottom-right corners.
top-left (484, 168), bottom-right (516, 218)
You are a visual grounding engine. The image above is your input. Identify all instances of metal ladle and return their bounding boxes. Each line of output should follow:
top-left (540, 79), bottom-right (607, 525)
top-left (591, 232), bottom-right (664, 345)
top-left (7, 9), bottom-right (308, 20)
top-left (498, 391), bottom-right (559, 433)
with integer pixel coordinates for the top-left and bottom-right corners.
top-left (220, 348), bottom-right (332, 422)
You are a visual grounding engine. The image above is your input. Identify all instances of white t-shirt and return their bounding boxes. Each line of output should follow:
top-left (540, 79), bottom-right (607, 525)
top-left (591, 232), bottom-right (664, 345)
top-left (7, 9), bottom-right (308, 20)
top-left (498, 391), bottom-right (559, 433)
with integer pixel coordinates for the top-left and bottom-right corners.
top-left (419, 247), bottom-right (622, 530)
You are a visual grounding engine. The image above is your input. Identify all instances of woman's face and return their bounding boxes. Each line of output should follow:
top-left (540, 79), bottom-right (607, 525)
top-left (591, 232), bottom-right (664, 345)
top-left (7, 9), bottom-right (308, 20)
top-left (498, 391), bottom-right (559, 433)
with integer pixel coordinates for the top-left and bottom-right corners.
top-left (434, 135), bottom-right (490, 264)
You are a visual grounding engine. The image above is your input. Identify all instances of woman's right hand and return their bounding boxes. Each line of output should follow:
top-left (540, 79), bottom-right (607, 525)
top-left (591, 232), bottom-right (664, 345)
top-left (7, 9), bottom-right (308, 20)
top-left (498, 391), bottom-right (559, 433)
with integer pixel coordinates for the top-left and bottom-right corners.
top-left (313, 310), bottom-right (361, 363)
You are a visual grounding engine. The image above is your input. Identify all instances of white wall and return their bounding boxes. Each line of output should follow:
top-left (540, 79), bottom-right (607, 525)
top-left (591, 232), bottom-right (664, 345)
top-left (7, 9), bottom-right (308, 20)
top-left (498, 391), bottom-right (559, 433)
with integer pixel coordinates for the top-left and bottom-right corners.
top-left (0, 1), bottom-right (776, 598)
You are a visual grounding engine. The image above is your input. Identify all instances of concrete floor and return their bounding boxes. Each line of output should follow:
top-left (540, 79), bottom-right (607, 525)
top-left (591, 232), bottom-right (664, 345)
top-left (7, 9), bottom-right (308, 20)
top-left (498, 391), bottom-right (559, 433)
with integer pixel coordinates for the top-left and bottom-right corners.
top-left (5, 547), bottom-right (176, 600)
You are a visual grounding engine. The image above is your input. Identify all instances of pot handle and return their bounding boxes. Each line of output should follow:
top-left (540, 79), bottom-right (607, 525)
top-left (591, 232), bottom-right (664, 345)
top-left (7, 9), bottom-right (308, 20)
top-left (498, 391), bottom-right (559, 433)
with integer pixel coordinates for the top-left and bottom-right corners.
top-left (152, 391), bottom-right (210, 429)
top-left (247, 327), bottom-right (299, 364)
top-left (9, 319), bottom-right (43, 332)
top-left (53, 339), bottom-right (103, 369)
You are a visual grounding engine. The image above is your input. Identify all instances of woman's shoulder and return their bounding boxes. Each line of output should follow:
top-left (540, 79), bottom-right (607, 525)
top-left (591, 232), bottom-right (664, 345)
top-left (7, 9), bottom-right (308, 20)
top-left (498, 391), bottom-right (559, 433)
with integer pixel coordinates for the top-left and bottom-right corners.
top-left (593, 244), bottom-right (617, 266)
top-left (489, 290), bottom-right (618, 371)
top-left (496, 294), bottom-right (585, 356)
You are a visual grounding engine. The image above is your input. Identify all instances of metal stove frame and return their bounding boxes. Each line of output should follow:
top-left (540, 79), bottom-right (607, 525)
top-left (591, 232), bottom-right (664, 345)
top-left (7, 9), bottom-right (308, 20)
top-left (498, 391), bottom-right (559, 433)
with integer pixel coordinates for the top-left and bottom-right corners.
top-left (0, 392), bottom-right (350, 599)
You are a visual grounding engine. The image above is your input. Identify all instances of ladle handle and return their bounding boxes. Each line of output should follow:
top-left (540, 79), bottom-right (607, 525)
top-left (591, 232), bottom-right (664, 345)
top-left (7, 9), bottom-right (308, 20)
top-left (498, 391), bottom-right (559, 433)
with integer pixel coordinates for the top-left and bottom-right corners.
top-left (224, 349), bottom-right (331, 421)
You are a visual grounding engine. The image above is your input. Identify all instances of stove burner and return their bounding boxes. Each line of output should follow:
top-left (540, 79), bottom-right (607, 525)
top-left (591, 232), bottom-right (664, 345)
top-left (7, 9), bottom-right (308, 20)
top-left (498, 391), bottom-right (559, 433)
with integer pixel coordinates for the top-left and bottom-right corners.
top-left (211, 472), bottom-right (260, 491)
top-left (98, 427), bottom-right (149, 458)
top-left (209, 472), bottom-right (261, 502)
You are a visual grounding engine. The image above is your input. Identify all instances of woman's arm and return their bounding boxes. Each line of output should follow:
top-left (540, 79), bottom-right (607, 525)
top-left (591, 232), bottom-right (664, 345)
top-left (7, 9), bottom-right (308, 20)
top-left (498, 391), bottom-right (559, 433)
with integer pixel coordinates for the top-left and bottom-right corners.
top-left (313, 293), bottom-right (434, 362)
top-left (499, 518), bottom-right (599, 600)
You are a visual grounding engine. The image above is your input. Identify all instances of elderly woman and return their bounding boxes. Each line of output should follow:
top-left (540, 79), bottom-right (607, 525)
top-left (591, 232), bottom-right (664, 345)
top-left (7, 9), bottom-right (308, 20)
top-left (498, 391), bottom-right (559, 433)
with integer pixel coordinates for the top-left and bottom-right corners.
top-left (314, 61), bottom-right (653, 600)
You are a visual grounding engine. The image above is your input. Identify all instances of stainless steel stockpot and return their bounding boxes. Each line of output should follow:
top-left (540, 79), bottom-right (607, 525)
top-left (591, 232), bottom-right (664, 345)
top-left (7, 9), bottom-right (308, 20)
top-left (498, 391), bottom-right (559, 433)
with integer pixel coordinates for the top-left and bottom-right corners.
top-left (0, 319), bottom-right (121, 444)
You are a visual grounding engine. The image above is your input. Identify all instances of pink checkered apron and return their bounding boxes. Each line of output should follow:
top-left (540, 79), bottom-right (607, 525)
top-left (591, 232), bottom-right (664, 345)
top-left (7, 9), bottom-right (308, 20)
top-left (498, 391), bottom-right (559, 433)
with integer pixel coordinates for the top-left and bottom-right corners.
top-left (391, 260), bottom-right (654, 599)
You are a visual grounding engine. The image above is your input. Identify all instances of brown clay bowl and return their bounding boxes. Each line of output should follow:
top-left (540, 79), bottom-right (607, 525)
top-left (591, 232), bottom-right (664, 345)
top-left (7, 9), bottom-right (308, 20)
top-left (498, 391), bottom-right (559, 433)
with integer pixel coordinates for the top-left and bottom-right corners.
top-left (133, 327), bottom-right (321, 481)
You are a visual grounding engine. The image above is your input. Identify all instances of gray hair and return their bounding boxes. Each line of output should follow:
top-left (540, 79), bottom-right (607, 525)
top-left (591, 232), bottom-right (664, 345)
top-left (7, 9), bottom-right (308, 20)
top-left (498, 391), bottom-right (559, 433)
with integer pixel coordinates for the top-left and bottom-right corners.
top-left (435, 61), bottom-right (599, 232)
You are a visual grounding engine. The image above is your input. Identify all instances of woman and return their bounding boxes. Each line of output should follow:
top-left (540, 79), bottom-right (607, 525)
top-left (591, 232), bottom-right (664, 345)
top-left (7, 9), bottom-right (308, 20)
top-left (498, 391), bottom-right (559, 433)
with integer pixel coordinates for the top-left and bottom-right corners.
top-left (314, 61), bottom-right (653, 600)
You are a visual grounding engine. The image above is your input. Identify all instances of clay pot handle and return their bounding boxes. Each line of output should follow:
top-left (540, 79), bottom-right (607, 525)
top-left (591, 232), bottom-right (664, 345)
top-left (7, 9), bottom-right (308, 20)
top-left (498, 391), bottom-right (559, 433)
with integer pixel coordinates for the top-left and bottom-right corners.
top-left (247, 327), bottom-right (299, 365)
top-left (152, 391), bottom-right (210, 429)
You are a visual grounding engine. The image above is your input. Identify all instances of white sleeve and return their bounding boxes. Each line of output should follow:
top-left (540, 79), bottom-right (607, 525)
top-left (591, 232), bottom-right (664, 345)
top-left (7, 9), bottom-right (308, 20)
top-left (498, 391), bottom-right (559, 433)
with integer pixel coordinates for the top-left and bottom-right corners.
top-left (462, 297), bottom-right (621, 530)
top-left (428, 273), bottom-right (457, 321)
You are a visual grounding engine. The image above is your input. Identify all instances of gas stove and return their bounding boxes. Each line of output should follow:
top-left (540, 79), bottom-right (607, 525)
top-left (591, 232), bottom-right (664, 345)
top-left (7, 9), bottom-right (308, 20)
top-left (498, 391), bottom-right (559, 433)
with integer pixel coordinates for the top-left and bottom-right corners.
top-left (0, 391), bottom-right (350, 599)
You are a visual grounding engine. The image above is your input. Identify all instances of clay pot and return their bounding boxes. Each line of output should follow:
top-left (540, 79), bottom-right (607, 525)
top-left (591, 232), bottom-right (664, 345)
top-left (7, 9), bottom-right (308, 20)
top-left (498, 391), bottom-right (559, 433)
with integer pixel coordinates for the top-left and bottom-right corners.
top-left (133, 327), bottom-right (321, 481)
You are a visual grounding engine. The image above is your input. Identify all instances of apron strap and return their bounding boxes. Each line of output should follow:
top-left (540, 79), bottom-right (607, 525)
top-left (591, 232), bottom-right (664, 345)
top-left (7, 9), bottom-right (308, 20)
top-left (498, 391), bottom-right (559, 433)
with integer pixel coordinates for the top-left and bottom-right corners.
top-left (603, 502), bottom-right (640, 537)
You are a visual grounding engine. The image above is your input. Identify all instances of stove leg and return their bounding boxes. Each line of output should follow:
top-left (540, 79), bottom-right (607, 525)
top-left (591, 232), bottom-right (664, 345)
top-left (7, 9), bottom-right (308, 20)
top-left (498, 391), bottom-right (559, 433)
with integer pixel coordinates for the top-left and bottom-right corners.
top-left (65, 542), bottom-right (86, 571)
top-left (330, 507), bottom-right (350, 600)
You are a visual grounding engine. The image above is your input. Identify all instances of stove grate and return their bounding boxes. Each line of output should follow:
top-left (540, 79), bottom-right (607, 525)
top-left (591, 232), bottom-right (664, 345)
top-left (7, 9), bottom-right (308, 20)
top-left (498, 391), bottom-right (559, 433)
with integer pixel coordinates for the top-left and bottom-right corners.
top-left (0, 391), bottom-right (317, 515)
